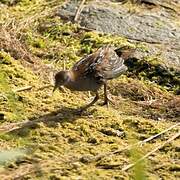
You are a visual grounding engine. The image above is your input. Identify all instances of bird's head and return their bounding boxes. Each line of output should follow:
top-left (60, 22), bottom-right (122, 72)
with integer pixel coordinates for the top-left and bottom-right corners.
top-left (53, 71), bottom-right (69, 92)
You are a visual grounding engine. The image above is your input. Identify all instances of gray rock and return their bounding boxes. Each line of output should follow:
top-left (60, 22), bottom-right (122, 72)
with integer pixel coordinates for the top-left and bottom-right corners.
top-left (57, 0), bottom-right (180, 67)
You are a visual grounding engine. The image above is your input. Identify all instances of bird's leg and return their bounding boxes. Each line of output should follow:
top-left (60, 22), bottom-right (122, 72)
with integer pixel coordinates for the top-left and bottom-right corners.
top-left (79, 92), bottom-right (99, 112)
top-left (102, 83), bottom-right (114, 107)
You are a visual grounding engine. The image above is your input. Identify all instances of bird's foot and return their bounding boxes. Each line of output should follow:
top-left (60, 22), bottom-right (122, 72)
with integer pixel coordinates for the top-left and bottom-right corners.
top-left (100, 96), bottom-right (115, 107)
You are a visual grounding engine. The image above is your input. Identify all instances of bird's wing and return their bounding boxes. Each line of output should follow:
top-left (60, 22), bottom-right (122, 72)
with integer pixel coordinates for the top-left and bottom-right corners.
top-left (95, 47), bottom-right (127, 80)
top-left (71, 47), bottom-right (105, 79)
top-left (71, 46), bottom-right (129, 81)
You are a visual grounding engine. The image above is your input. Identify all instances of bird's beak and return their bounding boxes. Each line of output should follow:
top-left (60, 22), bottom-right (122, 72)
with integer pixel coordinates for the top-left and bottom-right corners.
top-left (52, 85), bottom-right (58, 93)
top-left (59, 86), bottom-right (66, 92)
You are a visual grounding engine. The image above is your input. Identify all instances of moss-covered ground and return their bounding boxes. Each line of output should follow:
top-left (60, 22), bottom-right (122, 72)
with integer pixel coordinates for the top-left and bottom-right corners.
top-left (0, 0), bottom-right (179, 179)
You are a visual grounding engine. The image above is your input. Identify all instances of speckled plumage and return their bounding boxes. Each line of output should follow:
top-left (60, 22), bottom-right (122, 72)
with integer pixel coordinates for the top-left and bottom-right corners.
top-left (53, 45), bottom-right (134, 111)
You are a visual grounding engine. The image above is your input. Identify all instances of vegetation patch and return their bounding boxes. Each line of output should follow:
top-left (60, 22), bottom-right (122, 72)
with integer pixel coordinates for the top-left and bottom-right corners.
top-left (0, 0), bottom-right (179, 179)
top-left (125, 57), bottom-right (180, 94)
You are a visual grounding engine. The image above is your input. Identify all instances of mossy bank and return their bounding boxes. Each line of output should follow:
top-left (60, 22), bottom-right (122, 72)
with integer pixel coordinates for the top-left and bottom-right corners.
top-left (0, 0), bottom-right (179, 179)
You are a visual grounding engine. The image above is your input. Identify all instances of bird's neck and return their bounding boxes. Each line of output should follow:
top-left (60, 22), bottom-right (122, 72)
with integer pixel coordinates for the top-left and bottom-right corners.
top-left (64, 70), bottom-right (75, 84)
top-left (64, 70), bottom-right (82, 91)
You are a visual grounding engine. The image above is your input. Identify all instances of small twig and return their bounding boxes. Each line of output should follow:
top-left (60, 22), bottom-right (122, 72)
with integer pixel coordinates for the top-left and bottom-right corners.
top-left (13, 85), bottom-right (54, 92)
top-left (0, 121), bottom-right (29, 133)
top-left (92, 122), bottom-right (180, 161)
top-left (0, 112), bottom-right (64, 133)
top-left (77, 26), bottom-right (95, 32)
top-left (138, 123), bottom-right (180, 145)
top-left (122, 131), bottom-right (180, 171)
top-left (13, 86), bottom-right (32, 92)
top-left (160, 4), bottom-right (179, 14)
top-left (133, 99), bottom-right (157, 106)
top-left (97, 164), bottom-right (121, 169)
top-left (36, 84), bottom-right (53, 91)
top-left (74, 0), bottom-right (86, 23)
top-left (0, 93), bottom-right (8, 100)
top-left (112, 122), bottom-right (179, 153)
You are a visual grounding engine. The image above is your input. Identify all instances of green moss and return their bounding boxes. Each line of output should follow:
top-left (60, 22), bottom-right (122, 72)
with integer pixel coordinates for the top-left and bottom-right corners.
top-left (0, 51), bottom-right (37, 82)
top-left (0, 0), bottom-right (21, 6)
top-left (43, 21), bottom-right (78, 39)
top-left (0, 52), bottom-right (12, 65)
top-left (125, 56), bottom-right (180, 93)
top-left (0, 0), bottom-right (179, 179)
top-left (0, 51), bottom-right (45, 121)
top-left (0, 70), bottom-right (24, 121)
top-left (29, 37), bottom-right (46, 49)
top-left (81, 31), bottom-right (130, 48)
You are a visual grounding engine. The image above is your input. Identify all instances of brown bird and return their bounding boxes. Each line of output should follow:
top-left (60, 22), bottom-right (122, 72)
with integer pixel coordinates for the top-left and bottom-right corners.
top-left (53, 45), bottom-right (134, 111)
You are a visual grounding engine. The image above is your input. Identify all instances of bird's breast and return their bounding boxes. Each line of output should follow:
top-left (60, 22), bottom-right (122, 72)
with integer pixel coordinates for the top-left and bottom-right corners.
top-left (64, 78), bottom-right (103, 91)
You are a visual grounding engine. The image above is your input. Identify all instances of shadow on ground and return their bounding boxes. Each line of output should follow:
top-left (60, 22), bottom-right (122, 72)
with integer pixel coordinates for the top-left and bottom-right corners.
top-left (8, 106), bottom-right (97, 137)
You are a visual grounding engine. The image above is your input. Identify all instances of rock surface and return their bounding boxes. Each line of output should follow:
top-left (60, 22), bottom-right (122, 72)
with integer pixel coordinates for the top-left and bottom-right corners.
top-left (57, 0), bottom-right (180, 67)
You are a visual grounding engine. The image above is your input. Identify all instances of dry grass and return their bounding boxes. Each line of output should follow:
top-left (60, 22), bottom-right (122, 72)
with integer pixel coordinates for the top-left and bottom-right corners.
top-left (0, 25), bottom-right (36, 63)
top-left (0, 25), bottom-right (56, 85)
top-left (0, 1), bottom-right (72, 88)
